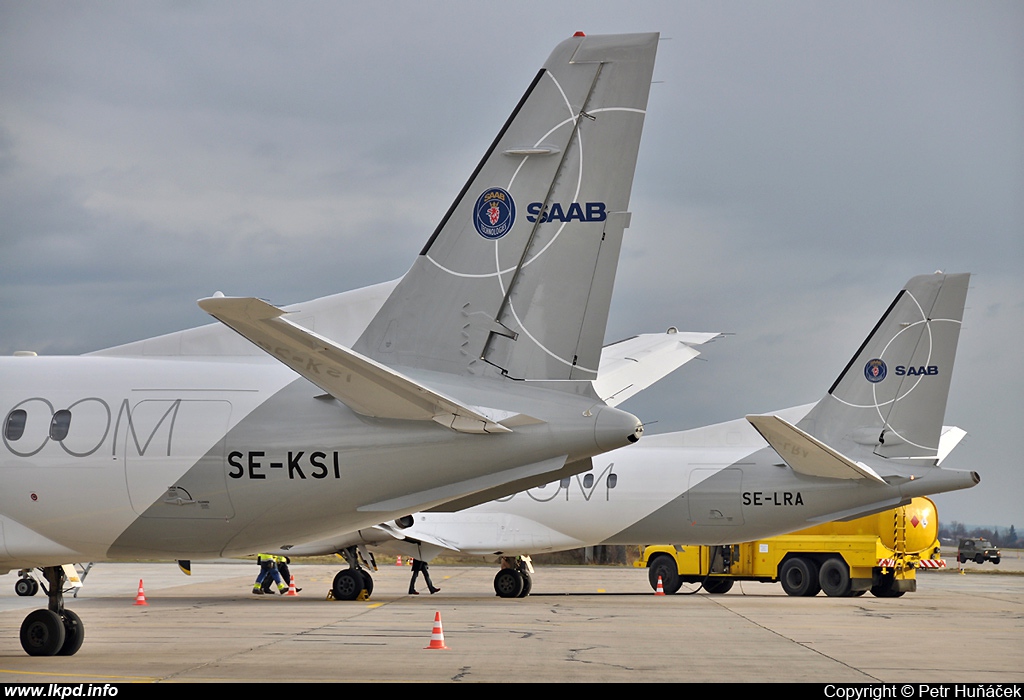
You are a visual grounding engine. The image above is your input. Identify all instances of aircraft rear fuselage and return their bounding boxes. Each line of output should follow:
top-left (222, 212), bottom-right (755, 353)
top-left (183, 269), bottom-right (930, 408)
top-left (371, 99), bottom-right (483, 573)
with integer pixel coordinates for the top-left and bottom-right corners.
top-left (0, 355), bottom-right (640, 568)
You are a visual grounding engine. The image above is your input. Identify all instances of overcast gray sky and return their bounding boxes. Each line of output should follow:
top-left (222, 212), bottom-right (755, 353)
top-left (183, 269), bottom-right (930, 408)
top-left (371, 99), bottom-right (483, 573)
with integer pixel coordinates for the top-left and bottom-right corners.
top-left (2, 2), bottom-right (1021, 528)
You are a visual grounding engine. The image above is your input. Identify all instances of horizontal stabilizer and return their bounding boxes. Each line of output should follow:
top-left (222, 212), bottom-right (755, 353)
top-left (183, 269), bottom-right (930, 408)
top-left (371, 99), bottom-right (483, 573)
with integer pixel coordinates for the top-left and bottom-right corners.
top-left (746, 414), bottom-right (887, 484)
top-left (198, 296), bottom-right (511, 434)
top-left (937, 426), bottom-right (967, 465)
top-left (376, 524), bottom-right (462, 552)
top-left (595, 331), bottom-right (721, 407)
top-left (427, 457), bottom-right (594, 513)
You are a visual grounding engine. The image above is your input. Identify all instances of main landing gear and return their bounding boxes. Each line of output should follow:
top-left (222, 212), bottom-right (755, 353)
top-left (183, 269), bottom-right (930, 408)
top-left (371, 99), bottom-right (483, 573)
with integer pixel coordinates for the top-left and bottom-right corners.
top-left (493, 556), bottom-right (533, 598)
top-left (330, 545), bottom-right (376, 601)
top-left (19, 566), bottom-right (84, 656)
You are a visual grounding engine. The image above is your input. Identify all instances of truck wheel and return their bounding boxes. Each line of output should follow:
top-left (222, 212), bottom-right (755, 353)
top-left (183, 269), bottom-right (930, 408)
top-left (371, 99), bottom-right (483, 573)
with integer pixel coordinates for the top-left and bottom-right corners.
top-left (974, 555), bottom-right (985, 564)
top-left (992, 557), bottom-right (1000, 565)
top-left (780, 557), bottom-right (820, 597)
top-left (958, 555), bottom-right (966, 564)
top-left (648, 554), bottom-right (680, 595)
top-left (870, 571), bottom-right (903, 597)
top-left (702, 579), bottom-right (733, 595)
top-left (818, 558), bottom-right (852, 597)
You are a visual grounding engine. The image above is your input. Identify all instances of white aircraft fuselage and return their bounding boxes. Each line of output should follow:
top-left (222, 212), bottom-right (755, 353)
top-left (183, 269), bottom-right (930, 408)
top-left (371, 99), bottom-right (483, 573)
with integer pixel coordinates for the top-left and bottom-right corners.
top-left (0, 353), bottom-right (639, 569)
top-left (394, 408), bottom-right (979, 558)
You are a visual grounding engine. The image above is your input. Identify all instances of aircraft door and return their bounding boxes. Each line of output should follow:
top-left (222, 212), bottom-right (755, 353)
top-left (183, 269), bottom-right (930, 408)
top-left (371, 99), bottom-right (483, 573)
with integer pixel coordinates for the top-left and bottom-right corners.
top-left (122, 399), bottom-right (234, 519)
top-left (687, 467), bottom-right (744, 527)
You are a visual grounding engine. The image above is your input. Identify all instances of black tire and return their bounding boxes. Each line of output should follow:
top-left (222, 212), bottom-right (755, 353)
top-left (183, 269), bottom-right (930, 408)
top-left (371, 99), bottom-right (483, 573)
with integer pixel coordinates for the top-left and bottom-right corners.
top-left (360, 570), bottom-right (374, 597)
top-left (779, 557), bottom-right (820, 597)
top-left (648, 554), bottom-right (681, 595)
top-left (494, 568), bottom-right (524, 598)
top-left (332, 569), bottom-right (365, 601)
top-left (517, 570), bottom-right (532, 598)
top-left (974, 554), bottom-right (985, 564)
top-left (15, 578), bottom-right (37, 597)
top-left (702, 578), bottom-right (734, 594)
top-left (58, 610), bottom-right (85, 656)
top-left (819, 558), bottom-right (852, 597)
top-left (992, 557), bottom-right (1000, 565)
top-left (958, 555), bottom-right (967, 564)
top-left (20, 609), bottom-right (66, 657)
top-left (870, 571), bottom-right (901, 597)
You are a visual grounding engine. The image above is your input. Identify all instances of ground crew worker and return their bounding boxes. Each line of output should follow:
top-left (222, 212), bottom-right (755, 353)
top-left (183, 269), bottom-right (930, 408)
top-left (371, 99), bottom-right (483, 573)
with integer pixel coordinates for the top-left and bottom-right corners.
top-left (408, 558), bottom-right (440, 595)
top-left (253, 553), bottom-right (289, 595)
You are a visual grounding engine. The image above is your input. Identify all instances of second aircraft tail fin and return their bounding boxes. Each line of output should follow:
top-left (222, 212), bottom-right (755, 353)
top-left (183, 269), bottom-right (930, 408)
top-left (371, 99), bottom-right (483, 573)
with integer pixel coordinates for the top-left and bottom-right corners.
top-left (795, 272), bottom-right (970, 463)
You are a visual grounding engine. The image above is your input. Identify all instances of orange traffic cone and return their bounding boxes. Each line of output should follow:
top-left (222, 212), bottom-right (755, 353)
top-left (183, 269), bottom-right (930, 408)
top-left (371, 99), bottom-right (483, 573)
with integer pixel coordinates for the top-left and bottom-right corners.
top-left (395, 555), bottom-right (403, 566)
top-left (424, 611), bottom-right (448, 650)
top-left (655, 575), bottom-right (665, 596)
top-left (134, 579), bottom-right (149, 606)
top-left (285, 575), bottom-right (299, 596)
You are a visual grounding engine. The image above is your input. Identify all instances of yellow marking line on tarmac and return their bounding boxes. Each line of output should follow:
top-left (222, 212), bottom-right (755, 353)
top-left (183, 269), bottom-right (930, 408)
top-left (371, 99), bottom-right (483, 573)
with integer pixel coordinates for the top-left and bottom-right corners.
top-left (0, 668), bottom-right (156, 683)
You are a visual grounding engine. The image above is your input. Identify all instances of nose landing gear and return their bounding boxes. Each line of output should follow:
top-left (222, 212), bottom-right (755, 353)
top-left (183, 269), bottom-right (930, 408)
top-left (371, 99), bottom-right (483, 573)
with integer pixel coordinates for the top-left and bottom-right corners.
top-left (19, 566), bottom-right (84, 656)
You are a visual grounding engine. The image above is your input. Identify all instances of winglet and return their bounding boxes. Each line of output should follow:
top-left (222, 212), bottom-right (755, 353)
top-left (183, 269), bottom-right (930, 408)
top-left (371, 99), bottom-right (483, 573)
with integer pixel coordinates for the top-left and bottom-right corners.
top-left (198, 296), bottom-right (512, 434)
top-left (746, 414), bottom-right (887, 484)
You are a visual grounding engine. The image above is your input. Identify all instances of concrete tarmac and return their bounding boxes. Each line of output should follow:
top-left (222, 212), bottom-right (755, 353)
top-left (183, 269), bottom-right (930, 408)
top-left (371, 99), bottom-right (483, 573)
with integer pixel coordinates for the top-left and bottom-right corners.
top-left (0, 560), bottom-right (1021, 683)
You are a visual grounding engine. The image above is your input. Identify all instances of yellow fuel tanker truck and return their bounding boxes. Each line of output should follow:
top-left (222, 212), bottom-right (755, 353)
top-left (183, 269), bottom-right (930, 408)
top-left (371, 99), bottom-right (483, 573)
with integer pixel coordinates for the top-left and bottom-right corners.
top-left (637, 497), bottom-right (943, 597)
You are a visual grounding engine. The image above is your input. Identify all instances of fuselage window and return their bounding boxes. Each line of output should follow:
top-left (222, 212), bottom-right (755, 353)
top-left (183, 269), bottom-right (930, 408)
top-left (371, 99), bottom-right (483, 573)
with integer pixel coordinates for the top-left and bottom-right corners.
top-left (607, 473), bottom-right (617, 489)
top-left (49, 409), bottom-right (72, 441)
top-left (4, 409), bottom-right (27, 441)
top-left (582, 473), bottom-right (594, 488)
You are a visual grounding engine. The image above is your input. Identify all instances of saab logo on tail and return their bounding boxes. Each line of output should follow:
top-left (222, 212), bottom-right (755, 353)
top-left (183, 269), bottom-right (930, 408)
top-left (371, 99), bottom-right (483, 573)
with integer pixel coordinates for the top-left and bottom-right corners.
top-left (895, 365), bottom-right (939, 376)
top-left (864, 359), bottom-right (887, 383)
top-left (474, 188), bottom-right (516, 240)
top-left (526, 201), bottom-right (607, 223)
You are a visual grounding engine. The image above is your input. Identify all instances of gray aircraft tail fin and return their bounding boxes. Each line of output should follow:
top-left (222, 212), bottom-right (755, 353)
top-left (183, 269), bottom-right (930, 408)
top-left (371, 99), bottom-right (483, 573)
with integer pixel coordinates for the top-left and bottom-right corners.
top-left (352, 33), bottom-right (659, 381)
top-left (796, 272), bottom-right (970, 463)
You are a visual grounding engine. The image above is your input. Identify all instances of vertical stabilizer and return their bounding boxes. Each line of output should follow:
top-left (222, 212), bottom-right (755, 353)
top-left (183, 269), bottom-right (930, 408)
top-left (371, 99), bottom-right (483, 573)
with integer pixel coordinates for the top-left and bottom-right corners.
top-left (353, 33), bottom-right (659, 381)
top-left (798, 272), bottom-right (970, 462)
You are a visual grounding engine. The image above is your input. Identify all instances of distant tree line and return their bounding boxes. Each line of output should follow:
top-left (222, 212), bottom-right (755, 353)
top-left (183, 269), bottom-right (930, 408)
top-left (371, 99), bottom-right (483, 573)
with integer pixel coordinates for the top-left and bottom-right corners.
top-left (939, 522), bottom-right (1020, 548)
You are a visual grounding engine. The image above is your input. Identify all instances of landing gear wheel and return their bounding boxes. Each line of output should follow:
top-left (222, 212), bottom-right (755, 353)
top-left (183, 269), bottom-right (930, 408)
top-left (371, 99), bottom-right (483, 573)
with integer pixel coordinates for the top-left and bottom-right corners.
top-left (517, 570), bottom-right (532, 598)
top-left (15, 578), bottom-right (38, 597)
top-left (780, 557), bottom-right (820, 597)
top-left (494, 568), bottom-right (524, 598)
top-left (818, 558), bottom-right (852, 597)
top-left (648, 554), bottom-right (681, 595)
top-left (359, 570), bottom-right (374, 597)
top-left (58, 610), bottom-right (85, 656)
top-left (332, 569), bottom-right (366, 601)
top-left (702, 578), bottom-right (734, 594)
top-left (20, 610), bottom-right (66, 657)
